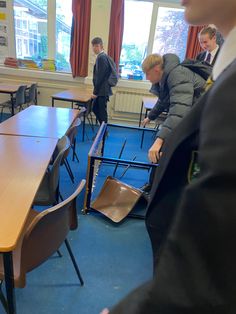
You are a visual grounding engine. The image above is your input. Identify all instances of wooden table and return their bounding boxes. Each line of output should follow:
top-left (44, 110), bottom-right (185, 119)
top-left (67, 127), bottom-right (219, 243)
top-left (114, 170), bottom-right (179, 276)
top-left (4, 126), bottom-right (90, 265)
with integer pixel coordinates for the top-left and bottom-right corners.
top-left (0, 135), bottom-right (57, 314)
top-left (51, 88), bottom-right (93, 141)
top-left (0, 82), bottom-right (37, 116)
top-left (0, 105), bottom-right (80, 139)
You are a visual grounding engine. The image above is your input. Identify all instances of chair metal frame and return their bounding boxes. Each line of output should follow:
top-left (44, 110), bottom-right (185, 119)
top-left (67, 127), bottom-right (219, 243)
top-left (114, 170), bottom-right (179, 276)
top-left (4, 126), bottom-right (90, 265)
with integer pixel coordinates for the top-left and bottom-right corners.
top-left (83, 123), bottom-right (158, 218)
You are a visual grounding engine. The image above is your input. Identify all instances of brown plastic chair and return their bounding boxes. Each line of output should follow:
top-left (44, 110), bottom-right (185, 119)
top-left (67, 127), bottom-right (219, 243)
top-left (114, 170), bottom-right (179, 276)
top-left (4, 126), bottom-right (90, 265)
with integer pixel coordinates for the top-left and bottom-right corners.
top-left (0, 179), bottom-right (85, 289)
top-left (33, 135), bottom-right (71, 206)
top-left (66, 117), bottom-right (81, 162)
top-left (91, 176), bottom-right (143, 223)
top-left (62, 117), bottom-right (82, 183)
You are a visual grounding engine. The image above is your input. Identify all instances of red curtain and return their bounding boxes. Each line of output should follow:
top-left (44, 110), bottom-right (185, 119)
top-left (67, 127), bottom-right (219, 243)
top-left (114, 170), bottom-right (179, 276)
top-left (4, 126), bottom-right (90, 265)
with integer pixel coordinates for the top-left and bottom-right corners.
top-left (70, 0), bottom-right (91, 78)
top-left (185, 25), bottom-right (205, 59)
top-left (108, 0), bottom-right (124, 71)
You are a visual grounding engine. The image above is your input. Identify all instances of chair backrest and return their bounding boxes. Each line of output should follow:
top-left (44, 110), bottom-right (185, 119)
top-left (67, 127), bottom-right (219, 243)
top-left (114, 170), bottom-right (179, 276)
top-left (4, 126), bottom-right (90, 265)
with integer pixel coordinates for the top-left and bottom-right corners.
top-left (49, 135), bottom-right (71, 200)
top-left (66, 118), bottom-right (81, 146)
top-left (20, 179), bottom-right (86, 287)
top-left (15, 85), bottom-right (27, 107)
top-left (27, 83), bottom-right (37, 105)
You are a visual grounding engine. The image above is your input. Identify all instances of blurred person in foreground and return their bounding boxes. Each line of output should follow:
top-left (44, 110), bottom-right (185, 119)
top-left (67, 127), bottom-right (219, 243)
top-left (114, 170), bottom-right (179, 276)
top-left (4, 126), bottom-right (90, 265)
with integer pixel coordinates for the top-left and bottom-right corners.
top-left (101, 0), bottom-right (236, 312)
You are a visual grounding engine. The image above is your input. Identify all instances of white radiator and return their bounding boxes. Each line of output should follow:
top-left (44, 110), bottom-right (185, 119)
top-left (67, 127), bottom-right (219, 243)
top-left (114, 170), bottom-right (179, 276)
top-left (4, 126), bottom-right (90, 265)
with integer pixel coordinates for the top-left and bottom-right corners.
top-left (114, 91), bottom-right (149, 114)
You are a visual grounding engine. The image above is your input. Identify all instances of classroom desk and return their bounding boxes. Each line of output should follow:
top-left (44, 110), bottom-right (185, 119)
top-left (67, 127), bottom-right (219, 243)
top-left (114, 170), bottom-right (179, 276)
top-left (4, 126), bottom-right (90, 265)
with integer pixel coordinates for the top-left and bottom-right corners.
top-left (0, 105), bottom-right (80, 139)
top-left (138, 96), bottom-right (158, 127)
top-left (0, 135), bottom-right (58, 314)
top-left (51, 88), bottom-right (93, 141)
top-left (0, 82), bottom-right (36, 116)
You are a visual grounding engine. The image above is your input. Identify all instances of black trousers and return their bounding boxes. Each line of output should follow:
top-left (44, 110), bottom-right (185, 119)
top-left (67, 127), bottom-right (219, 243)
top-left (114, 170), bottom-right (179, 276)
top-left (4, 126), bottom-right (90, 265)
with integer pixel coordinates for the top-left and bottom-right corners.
top-left (92, 96), bottom-right (108, 124)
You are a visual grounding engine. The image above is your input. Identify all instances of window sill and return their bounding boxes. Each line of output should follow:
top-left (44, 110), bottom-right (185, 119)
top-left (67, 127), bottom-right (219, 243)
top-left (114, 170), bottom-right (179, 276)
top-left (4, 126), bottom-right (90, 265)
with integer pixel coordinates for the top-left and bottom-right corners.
top-left (85, 76), bottom-right (151, 90)
top-left (0, 65), bottom-right (85, 84)
top-left (0, 66), bottom-right (151, 91)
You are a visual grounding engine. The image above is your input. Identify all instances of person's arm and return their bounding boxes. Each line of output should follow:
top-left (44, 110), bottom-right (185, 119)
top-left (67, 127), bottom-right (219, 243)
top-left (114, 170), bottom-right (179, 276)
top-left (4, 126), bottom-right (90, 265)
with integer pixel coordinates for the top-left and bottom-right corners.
top-left (106, 70), bottom-right (236, 314)
top-left (93, 54), bottom-right (110, 95)
top-left (147, 99), bottom-right (166, 121)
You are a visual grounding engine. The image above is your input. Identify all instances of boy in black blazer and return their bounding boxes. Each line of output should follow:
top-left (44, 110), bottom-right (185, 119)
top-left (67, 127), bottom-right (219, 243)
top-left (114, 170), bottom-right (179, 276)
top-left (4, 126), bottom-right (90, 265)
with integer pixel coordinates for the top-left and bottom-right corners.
top-left (91, 37), bottom-right (112, 124)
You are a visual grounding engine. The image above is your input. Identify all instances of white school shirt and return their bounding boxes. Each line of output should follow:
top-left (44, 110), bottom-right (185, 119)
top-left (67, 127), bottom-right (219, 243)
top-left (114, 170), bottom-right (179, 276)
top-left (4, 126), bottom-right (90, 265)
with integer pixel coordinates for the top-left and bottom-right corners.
top-left (213, 26), bottom-right (236, 80)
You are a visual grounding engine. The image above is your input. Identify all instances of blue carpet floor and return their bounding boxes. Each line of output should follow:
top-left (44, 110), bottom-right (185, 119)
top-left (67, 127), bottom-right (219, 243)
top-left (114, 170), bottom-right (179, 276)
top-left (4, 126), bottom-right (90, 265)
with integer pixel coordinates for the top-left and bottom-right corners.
top-left (0, 117), bottom-right (155, 314)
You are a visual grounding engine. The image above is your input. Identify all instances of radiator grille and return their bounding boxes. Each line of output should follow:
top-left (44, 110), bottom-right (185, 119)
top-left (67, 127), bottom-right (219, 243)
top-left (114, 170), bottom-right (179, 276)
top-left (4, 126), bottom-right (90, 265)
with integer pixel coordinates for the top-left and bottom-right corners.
top-left (114, 91), bottom-right (150, 113)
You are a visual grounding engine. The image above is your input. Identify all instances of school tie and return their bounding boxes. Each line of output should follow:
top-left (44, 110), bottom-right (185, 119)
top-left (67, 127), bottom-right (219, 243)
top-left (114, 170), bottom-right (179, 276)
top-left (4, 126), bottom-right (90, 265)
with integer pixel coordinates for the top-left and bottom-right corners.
top-left (205, 52), bottom-right (211, 64)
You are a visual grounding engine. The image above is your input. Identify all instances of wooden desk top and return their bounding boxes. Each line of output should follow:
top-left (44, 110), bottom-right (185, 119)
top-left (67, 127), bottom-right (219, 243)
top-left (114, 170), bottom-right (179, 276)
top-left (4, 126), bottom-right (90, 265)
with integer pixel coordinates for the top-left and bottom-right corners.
top-left (0, 135), bottom-right (57, 251)
top-left (142, 96), bottom-right (158, 110)
top-left (0, 82), bottom-right (35, 93)
top-left (52, 88), bottom-right (92, 103)
top-left (0, 105), bottom-right (80, 139)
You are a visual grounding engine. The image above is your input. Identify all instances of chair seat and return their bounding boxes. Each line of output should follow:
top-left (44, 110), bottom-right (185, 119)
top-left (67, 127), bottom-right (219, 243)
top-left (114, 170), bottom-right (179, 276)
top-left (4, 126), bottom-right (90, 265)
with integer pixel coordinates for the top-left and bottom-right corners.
top-left (91, 176), bottom-right (142, 223)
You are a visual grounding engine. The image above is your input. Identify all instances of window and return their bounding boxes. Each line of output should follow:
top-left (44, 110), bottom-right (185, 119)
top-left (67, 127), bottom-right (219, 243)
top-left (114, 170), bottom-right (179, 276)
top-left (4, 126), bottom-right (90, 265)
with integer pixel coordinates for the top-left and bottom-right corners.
top-left (120, 0), bottom-right (188, 80)
top-left (120, 1), bottom-right (153, 80)
top-left (56, 0), bottom-right (72, 72)
top-left (13, 0), bottom-right (72, 72)
top-left (152, 7), bottom-right (188, 60)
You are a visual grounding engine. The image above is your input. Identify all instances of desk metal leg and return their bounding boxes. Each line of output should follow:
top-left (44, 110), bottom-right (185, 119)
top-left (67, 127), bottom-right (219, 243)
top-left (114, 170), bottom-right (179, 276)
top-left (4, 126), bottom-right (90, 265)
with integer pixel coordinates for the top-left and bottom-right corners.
top-left (35, 88), bottom-right (38, 105)
top-left (82, 112), bottom-right (85, 142)
top-left (52, 98), bottom-right (55, 107)
top-left (140, 109), bottom-right (149, 149)
top-left (139, 101), bottom-right (144, 127)
top-left (3, 252), bottom-right (16, 314)
top-left (10, 94), bottom-right (14, 116)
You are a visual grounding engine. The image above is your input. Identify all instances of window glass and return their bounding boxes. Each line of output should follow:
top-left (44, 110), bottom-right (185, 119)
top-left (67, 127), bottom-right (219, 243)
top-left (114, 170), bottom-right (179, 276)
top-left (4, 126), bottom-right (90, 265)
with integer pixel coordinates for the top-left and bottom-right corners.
top-left (152, 7), bottom-right (188, 61)
top-left (13, 0), bottom-right (72, 72)
top-left (120, 0), bottom-right (153, 80)
top-left (14, 0), bottom-right (48, 65)
top-left (56, 0), bottom-right (72, 72)
top-left (121, 1), bottom-right (188, 81)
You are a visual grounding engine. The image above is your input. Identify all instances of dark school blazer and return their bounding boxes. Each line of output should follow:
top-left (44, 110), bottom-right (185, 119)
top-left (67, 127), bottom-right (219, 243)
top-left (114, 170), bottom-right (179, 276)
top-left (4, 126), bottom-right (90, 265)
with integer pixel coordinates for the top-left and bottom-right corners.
top-left (92, 52), bottom-right (112, 97)
top-left (110, 58), bottom-right (236, 313)
top-left (196, 47), bottom-right (220, 66)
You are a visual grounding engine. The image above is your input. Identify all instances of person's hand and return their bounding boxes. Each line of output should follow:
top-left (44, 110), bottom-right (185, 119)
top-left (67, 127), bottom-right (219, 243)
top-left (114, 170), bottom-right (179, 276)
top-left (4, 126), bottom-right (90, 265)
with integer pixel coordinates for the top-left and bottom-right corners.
top-left (91, 94), bottom-right (97, 99)
top-left (148, 138), bottom-right (164, 163)
top-left (100, 308), bottom-right (109, 314)
top-left (141, 117), bottom-right (150, 127)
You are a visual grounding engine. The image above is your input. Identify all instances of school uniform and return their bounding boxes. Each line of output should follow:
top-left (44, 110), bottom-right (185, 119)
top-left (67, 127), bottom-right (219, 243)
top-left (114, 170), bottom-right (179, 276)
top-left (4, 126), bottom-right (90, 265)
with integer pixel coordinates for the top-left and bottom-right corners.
top-left (110, 26), bottom-right (236, 314)
top-left (92, 51), bottom-right (112, 124)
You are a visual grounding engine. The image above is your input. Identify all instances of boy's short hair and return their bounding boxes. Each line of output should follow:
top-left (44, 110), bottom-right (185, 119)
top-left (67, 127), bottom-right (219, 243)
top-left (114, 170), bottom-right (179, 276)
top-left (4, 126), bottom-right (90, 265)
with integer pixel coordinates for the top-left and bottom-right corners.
top-left (199, 26), bottom-right (217, 39)
top-left (142, 54), bottom-right (163, 73)
top-left (91, 37), bottom-right (103, 46)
